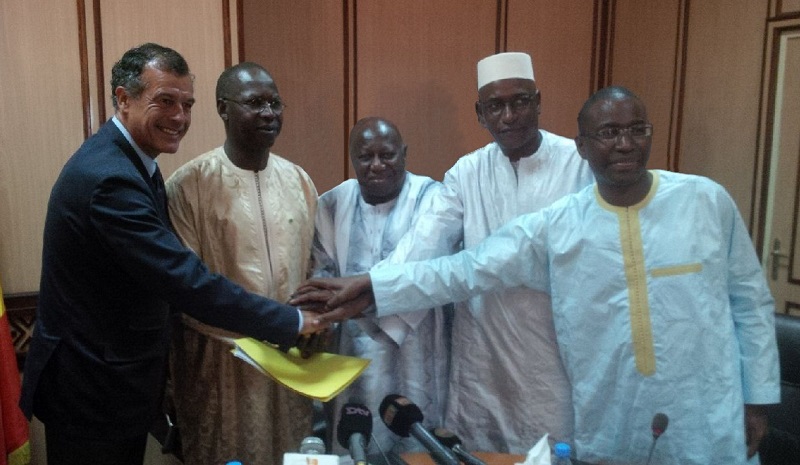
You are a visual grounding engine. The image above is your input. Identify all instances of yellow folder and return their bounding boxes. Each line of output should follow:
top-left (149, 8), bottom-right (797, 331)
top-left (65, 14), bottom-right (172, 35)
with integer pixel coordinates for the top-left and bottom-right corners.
top-left (231, 337), bottom-right (370, 402)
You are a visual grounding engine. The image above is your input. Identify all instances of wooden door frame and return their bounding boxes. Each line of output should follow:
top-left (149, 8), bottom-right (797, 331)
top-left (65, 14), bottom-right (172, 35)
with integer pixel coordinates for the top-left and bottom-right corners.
top-left (752, 18), bottom-right (800, 258)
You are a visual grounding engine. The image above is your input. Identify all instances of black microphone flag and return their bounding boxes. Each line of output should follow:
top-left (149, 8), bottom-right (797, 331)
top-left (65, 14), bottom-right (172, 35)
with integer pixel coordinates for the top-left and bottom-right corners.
top-left (379, 394), bottom-right (459, 465)
top-left (337, 402), bottom-right (372, 465)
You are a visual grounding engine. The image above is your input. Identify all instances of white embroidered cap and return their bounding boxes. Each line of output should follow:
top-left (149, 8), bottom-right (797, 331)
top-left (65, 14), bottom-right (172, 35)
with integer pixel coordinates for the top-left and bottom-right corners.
top-left (477, 52), bottom-right (535, 89)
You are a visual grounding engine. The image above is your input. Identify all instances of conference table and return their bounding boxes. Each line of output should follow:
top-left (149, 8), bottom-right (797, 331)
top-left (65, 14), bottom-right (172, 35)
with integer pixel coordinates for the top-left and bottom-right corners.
top-left (399, 452), bottom-right (596, 465)
top-left (401, 451), bottom-right (526, 465)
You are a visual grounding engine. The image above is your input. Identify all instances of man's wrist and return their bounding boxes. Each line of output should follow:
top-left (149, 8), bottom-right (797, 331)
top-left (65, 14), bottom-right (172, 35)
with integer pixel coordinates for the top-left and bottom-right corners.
top-left (363, 303), bottom-right (377, 316)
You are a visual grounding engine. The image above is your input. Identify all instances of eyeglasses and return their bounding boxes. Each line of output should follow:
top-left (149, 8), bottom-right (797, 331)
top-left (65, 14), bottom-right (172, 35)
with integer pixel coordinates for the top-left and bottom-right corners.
top-left (354, 152), bottom-right (402, 165)
top-left (221, 97), bottom-right (285, 115)
top-left (479, 94), bottom-right (536, 118)
top-left (582, 124), bottom-right (653, 143)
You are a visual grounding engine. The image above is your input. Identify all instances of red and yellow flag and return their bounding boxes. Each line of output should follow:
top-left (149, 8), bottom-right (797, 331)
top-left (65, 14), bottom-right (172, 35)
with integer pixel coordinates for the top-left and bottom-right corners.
top-left (0, 280), bottom-right (30, 465)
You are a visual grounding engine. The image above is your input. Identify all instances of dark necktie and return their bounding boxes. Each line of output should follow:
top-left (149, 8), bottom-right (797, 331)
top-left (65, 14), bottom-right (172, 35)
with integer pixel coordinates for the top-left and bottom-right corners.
top-left (151, 166), bottom-right (168, 216)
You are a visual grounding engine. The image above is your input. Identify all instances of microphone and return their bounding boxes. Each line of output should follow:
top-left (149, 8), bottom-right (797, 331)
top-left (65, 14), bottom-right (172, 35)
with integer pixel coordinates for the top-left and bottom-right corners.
top-left (379, 394), bottom-right (459, 465)
top-left (430, 428), bottom-right (487, 465)
top-left (645, 412), bottom-right (669, 465)
top-left (337, 402), bottom-right (373, 465)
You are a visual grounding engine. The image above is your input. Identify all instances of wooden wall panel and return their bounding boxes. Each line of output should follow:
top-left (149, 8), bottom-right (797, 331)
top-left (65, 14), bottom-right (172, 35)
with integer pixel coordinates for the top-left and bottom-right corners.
top-left (680, 0), bottom-right (769, 222)
top-left (0, 0), bottom-right (230, 293)
top-left (0, 0), bottom-right (780, 297)
top-left (242, 0), bottom-right (347, 194)
top-left (778, 0), bottom-right (800, 16)
top-left (98, 0), bottom-right (228, 178)
top-left (506, 0), bottom-right (596, 139)
top-left (0, 1), bottom-right (85, 293)
top-left (354, 1), bottom-right (498, 182)
top-left (609, 0), bottom-right (683, 171)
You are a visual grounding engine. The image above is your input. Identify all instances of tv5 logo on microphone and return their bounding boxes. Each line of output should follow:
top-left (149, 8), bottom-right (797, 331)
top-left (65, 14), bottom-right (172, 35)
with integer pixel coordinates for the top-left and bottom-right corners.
top-left (344, 404), bottom-right (371, 417)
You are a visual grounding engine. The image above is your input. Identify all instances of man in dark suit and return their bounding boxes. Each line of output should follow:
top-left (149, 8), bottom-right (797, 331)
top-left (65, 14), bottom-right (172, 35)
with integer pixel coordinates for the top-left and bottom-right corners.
top-left (20, 43), bottom-right (326, 465)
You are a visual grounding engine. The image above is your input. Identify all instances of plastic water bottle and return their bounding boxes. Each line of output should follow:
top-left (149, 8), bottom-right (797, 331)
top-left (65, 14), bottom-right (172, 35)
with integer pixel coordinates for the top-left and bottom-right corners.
top-left (553, 442), bottom-right (572, 465)
top-left (225, 462), bottom-right (243, 465)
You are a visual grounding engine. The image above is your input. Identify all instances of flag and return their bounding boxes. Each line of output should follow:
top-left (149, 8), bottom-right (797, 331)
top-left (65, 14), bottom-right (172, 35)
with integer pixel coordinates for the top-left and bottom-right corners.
top-left (0, 280), bottom-right (30, 465)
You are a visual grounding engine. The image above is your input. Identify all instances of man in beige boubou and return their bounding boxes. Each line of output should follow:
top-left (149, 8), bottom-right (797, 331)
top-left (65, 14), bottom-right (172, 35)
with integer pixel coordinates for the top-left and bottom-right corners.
top-left (166, 62), bottom-right (318, 465)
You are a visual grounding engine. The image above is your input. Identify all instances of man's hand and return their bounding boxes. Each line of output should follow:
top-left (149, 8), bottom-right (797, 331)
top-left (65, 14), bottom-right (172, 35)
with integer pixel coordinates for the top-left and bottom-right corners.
top-left (295, 329), bottom-right (332, 359)
top-left (296, 300), bottom-right (331, 315)
top-left (291, 274), bottom-right (373, 309)
top-left (744, 403), bottom-right (769, 458)
top-left (317, 291), bottom-right (375, 326)
top-left (291, 282), bottom-right (338, 308)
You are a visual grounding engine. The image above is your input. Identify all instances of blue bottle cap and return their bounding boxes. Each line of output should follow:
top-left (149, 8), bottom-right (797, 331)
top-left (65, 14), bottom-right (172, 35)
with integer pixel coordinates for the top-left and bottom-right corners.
top-left (554, 442), bottom-right (571, 458)
top-left (226, 462), bottom-right (243, 465)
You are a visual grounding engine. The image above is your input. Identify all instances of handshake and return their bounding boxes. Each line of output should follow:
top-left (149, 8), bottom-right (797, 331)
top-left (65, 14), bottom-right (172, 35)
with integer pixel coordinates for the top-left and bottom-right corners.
top-left (289, 273), bottom-right (375, 357)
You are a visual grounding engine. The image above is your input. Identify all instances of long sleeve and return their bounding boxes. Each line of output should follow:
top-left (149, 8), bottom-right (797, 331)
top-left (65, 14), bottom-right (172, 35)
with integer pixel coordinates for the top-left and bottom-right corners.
top-left (722, 192), bottom-right (780, 404)
top-left (371, 212), bottom-right (551, 316)
top-left (90, 172), bottom-right (299, 346)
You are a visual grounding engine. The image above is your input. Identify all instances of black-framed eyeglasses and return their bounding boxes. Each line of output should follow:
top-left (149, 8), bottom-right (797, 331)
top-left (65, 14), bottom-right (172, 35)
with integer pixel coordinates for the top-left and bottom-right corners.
top-left (582, 124), bottom-right (653, 144)
top-left (479, 93), bottom-right (537, 118)
top-left (221, 97), bottom-right (285, 115)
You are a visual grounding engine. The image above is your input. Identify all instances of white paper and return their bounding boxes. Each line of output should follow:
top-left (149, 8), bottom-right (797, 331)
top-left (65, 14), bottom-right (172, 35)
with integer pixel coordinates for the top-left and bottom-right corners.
top-left (516, 433), bottom-right (551, 465)
top-left (282, 452), bottom-right (340, 465)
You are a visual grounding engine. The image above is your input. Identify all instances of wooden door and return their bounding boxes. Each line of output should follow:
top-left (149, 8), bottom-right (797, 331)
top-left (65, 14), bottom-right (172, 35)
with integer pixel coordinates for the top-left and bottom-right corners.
top-left (758, 25), bottom-right (800, 316)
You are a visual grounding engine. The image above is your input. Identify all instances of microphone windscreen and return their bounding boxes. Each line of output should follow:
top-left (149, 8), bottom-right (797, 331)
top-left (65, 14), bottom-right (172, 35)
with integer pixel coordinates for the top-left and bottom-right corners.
top-left (337, 403), bottom-right (373, 448)
top-left (379, 394), bottom-right (424, 438)
top-left (651, 413), bottom-right (669, 438)
top-left (430, 427), bottom-right (461, 449)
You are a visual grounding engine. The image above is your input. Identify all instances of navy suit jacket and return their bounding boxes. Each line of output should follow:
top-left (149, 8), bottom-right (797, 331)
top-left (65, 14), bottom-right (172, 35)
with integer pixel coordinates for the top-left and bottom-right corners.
top-left (21, 120), bottom-right (300, 439)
